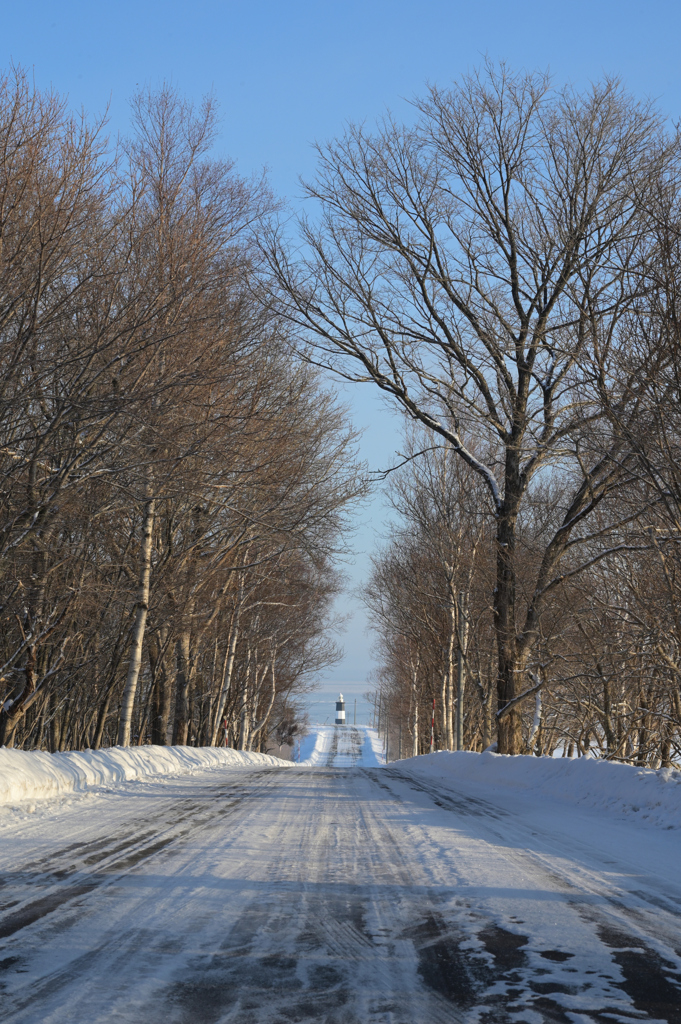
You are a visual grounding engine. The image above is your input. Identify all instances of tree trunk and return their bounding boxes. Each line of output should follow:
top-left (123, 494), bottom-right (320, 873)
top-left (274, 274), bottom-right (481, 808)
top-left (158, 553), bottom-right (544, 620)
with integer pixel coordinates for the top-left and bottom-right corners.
top-left (456, 590), bottom-right (468, 751)
top-left (149, 627), bottom-right (171, 745)
top-left (92, 680), bottom-right (117, 750)
top-left (0, 643), bottom-right (37, 748)
top-left (136, 671), bottom-right (157, 745)
top-left (410, 656), bottom-right (420, 757)
top-left (118, 490), bottom-right (155, 747)
top-left (440, 669), bottom-right (449, 752)
top-left (637, 691), bottom-right (649, 766)
top-left (601, 670), bottom-right (616, 757)
top-left (153, 664), bottom-right (173, 745)
top-left (172, 628), bottom-right (193, 746)
top-left (495, 473), bottom-right (523, 754)
top-left (249, 656), bottom-right (277, 748)
top-left (210, 619), bottom-right (239, 745)
top-left (527, 689), bottom-right (543, 754)
top-left (237, 663), bottom-right (251, 751)
top-left (445, 599), bottom-right (456, 750)
top-left (34, 695), bottom-right (48, 751)
top-left (0, 517), bottom-right (57, 747)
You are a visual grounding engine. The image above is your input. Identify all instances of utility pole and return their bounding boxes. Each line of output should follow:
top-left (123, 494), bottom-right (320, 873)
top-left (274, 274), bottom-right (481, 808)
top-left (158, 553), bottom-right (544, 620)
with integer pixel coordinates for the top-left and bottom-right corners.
top-left (385, 714), bottom-right (390, 762)
top-left (398, 721), bottom-right (402, 760)
top-left (456, 591), bottom-right (469, 751)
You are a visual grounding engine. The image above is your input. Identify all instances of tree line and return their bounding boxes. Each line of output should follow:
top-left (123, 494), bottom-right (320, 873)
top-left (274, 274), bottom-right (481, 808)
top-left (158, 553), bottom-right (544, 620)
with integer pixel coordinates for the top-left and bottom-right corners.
top-left (5, 61), bottom-right (681, 763)
top-left (0, 69), bottom-right (363, 752)
top-left (265, 62), bottom-right (681, 761)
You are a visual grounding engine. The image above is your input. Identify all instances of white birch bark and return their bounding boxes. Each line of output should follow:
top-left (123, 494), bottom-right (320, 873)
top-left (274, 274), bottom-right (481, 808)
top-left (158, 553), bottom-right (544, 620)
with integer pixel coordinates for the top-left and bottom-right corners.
top-left (528, 688), bottom-right (543, 753)
top-left (456, 590), bottom-right (469, 751)
top-left (210, 613), bottom-right (240, 745)
top-left (237, 648), bottom-right (252, 751)
top-left (118, 488), bottom-right (155, 747)
top-left (410, 654), bottom-right (420, 757)
top-left (446, 595), bottom-right (456, 750)
top-left (249, 654), bottom-right (277, 749)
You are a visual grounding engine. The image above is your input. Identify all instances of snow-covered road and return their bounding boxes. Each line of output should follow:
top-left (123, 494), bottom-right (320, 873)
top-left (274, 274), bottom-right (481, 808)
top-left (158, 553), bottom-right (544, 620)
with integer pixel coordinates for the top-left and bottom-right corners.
top-left (2, 732), bottom-right (681, 1023)
top-left (298, 723), bottom-right (385, 766)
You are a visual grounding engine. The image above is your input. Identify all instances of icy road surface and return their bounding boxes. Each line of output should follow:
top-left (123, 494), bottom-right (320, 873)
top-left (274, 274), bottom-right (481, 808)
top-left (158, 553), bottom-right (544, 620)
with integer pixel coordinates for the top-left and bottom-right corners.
top-left (2, 732), bottom-right (681, 1023)
top-left (298, 723), bottom-right (385, 766)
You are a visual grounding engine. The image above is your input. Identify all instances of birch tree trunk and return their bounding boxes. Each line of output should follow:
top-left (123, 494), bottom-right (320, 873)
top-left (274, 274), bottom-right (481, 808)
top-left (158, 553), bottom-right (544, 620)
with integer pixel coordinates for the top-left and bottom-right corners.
top-left (249, 655), bottom-right (277, 749)
top-left (237, 649), bottom-right (252, 751)
top-left (118, 490), bottom-right (155, 747)
top-left (410, 655), bottom-right (420, 757)
top-left (527, 688), bottom-right (543, 754)
top-left (446, 597), bottom-right (456, 750)
top-left (210, 620), bottom-right (240, 745)
top-left (456, 590), bottom-right (469, 751)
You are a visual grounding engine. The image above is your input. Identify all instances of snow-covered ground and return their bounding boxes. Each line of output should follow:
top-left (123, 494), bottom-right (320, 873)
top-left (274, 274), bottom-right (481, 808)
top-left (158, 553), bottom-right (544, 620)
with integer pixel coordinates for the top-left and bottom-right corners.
top-left (298, 724), bottom-right (385, 766)
top-left (398, 747), bottom-right (681, 831)
top-left (1, 739), bottom-right (681, 1023)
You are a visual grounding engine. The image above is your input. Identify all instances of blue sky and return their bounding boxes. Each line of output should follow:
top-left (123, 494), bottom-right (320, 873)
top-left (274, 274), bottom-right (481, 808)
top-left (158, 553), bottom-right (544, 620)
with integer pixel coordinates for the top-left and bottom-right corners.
top-left (4, 0), bottom-right (681, 690)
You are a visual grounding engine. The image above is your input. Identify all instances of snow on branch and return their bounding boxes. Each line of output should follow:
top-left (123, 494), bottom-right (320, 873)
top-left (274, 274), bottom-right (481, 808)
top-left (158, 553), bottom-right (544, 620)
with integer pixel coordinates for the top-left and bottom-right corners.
top-left (496, 670), bottom-right (546, 721)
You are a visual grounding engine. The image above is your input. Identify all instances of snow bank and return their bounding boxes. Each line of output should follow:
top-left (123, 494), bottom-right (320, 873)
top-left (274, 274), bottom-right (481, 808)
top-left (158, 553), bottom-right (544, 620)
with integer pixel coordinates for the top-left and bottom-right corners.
top-left (0, 744), bottom-right (290, 807)
top-left (399, 749), bottom-right (681, 830)
top-left (298, 726), bottom-right (334, 765)
top-left (361, 727), bottom-right (386, 766)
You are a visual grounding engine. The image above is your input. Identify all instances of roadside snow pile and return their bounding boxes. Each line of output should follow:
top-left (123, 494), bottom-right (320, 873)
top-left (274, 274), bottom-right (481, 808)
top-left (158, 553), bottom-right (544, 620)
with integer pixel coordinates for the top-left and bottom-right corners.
top-left (361, 728), bottom-right (385, 765)
top-left (0, 744), bottom-right (290, 807)
top-left (298, 726), bottom-right (334, 765)
top-left (358, 729), bottom-right (385, 770)
top-left (400, 750), bottom-right (681, 830)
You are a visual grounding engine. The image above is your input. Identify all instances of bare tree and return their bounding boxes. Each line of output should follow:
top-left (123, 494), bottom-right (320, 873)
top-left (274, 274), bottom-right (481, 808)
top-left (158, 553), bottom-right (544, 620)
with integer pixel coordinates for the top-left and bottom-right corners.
top-left (0, 73), bottom-right (365, 754)
top-left (265, 63), bottom-right (677, 752)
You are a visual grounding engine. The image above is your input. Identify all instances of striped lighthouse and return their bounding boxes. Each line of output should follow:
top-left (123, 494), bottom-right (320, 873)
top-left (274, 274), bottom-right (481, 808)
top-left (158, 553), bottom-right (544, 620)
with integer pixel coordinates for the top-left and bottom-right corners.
top-left (335, 693), bottom-right (346, 726)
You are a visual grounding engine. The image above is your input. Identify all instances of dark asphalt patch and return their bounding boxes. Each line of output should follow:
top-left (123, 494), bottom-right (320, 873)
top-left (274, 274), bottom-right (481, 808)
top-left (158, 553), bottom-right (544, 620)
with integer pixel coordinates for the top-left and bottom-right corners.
top-left (478, 924), bottom-right (528, 974)
top-left (597, 923), bottom-right (681, 1024)
top-left (409, 913), bottom-right (486, 1006)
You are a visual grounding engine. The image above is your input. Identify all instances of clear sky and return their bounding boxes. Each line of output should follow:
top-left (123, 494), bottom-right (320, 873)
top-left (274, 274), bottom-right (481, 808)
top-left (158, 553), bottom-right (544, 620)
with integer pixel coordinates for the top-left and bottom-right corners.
top-left (5, 0), bottom-right (681, 692)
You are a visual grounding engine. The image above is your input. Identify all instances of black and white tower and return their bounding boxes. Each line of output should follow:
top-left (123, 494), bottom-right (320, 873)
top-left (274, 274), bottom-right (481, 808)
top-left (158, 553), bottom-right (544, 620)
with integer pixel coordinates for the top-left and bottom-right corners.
top-left (335, 693), bottom-right (346, 726)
